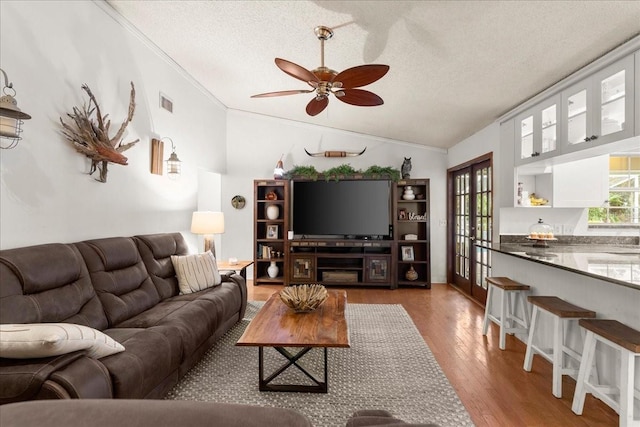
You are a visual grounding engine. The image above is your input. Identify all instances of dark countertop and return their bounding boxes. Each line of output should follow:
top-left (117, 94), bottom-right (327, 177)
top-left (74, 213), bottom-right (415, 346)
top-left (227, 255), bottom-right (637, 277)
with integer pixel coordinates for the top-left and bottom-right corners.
top-left (481, 242), bottom-right (640, 290)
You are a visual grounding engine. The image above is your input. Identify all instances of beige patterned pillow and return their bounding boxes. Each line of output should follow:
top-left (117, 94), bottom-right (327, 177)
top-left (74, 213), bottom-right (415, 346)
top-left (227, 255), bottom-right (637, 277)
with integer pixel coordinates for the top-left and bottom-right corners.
top-left (0, 323), bottom-right (125, 359)
top-left (171, 251), bottom-right (222, 294)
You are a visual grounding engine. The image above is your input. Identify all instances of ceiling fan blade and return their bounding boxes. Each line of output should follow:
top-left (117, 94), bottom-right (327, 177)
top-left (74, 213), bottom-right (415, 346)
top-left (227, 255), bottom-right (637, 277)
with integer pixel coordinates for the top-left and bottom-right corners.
top-left (333, 65), bottom-right (390, 89)
top-left (275, 58), bottom-right (320, 85)
top-left (306, 96), bottom-right (329, 116)
top-left (335, 89), bottom-right (384, 106)
top-left (251, 89), bottom-right (314, 98)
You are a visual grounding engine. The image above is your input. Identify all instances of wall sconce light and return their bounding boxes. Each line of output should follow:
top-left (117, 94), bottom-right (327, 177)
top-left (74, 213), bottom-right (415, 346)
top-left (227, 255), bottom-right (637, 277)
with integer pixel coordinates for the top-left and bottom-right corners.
top-left (0, 68), bottom-right (31, 149)
top-left (165, 138), bottom-right (182, 179)
top-left (150, 137), bottom-right (182, 178)
top-left (191, 211), bottom-right (225, 257)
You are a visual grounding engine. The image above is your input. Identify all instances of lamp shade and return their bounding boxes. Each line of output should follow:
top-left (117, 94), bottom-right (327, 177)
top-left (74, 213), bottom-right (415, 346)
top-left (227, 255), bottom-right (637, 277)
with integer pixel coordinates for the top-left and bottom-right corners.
top-left (190, 211), bottom-right (225, 235)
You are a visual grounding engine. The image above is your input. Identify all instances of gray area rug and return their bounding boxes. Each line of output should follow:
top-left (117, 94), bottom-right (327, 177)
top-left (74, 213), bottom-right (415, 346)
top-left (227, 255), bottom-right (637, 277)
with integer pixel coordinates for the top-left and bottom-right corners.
top-left (166, 302), bottom-right (474, 427)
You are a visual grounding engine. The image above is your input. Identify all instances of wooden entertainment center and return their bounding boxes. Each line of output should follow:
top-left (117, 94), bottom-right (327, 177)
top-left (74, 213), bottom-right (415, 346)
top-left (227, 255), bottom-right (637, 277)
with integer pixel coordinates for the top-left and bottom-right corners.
top-left (253, 177), bottom-right (430, 289)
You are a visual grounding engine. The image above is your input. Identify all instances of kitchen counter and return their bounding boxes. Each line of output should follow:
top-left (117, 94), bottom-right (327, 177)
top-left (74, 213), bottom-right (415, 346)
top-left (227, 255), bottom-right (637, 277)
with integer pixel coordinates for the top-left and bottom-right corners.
top-left (482, 242), bottom-right (640, 290)
top-left (485, 239), bottom-right (640, 395)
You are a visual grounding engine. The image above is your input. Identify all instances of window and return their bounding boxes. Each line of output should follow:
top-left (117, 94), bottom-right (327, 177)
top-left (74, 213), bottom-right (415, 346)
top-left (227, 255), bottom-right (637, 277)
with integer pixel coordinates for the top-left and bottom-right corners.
top-left (588, 156), bottom-right (640, 226)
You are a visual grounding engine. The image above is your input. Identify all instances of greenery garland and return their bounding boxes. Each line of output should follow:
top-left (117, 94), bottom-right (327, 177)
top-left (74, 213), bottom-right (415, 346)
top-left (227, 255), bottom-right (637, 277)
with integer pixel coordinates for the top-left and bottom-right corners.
top-left (286, 164), bottom-right (401, 182)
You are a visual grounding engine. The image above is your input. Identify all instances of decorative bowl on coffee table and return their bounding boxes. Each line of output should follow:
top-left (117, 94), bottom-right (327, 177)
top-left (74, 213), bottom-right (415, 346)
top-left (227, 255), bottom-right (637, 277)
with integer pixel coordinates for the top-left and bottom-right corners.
top-left (280, 284), bottom-right (328, 313)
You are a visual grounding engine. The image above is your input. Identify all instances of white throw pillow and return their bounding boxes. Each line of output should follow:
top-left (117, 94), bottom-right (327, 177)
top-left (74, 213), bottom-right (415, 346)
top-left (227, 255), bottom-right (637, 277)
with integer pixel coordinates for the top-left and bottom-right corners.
top-left (171, 251), bottom-right (222, 294)
top-left (0, 323), bottom-right (125, 359)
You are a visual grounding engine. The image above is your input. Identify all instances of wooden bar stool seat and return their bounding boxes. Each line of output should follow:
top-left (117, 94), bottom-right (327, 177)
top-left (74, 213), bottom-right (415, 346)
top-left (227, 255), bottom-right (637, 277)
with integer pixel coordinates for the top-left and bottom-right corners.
top-left (523, 296), bottom-right (596, 398)
top-left (572, 319), bottom-right (640, 427)
top-left (482, 277), bottom-right (531, 350)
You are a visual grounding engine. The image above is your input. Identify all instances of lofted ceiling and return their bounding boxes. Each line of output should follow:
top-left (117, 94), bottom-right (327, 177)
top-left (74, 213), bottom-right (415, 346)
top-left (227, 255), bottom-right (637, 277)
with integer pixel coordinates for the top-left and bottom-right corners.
top-left (105, 0), bottom-right (640, 151)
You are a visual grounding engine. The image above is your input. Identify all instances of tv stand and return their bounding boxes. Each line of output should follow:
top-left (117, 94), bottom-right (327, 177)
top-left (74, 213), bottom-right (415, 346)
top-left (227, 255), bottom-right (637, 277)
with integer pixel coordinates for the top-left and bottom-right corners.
top-left (289, 239), bottom-right (393, 287)
top-left (253, 178), bottom-right (430, 289)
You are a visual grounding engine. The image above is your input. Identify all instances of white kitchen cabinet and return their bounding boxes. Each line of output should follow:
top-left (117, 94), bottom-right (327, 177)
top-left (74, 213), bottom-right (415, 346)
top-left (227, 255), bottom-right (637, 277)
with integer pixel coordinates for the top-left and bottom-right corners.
top-left (550, 155), bottom-right (609, 207)
top-left (561, 55), bottom-right (635, 152)
top-left (515, 95), bottom-right (561, 165)
top-left (516, 155), bottom-right (609, 208)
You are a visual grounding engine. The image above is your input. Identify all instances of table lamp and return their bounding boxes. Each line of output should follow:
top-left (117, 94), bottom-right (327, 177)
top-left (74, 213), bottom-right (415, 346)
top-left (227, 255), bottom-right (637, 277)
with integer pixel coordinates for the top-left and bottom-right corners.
top-left (190, 211), bottom-right (225, 257)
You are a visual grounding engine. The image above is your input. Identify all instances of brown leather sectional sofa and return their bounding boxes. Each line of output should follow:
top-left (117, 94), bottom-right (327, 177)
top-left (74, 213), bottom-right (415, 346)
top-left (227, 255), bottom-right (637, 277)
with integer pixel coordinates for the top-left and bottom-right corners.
top-left (0, 233), bottom-right (247, 403)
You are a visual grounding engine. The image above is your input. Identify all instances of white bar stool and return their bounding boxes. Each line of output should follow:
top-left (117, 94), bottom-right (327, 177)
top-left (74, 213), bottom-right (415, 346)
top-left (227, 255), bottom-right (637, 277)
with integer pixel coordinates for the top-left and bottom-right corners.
top-left (572, 319), bottom-right (640, 427)
top-left (523, 296), bottom-right (596, 398)
top-left (482, 277), bottom-right (530, 350)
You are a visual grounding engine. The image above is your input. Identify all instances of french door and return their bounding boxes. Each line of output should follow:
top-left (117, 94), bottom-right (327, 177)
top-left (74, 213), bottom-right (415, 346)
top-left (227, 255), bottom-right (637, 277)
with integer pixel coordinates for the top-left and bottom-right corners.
top-left (447, 154), bottom-right (493, 305)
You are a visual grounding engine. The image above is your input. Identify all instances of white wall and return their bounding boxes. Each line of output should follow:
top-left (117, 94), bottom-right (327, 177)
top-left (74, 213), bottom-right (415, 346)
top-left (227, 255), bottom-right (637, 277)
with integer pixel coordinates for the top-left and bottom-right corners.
top-left (0, 1), bottom-right (226, 251)
top-left (223, 110), bottom-right (450, 282)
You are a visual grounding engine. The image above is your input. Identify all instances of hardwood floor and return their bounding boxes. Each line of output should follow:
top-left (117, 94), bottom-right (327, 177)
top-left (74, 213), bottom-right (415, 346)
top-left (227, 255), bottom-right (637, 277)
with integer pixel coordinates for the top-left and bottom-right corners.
top-left (247, 282), bottom-right (618, 427)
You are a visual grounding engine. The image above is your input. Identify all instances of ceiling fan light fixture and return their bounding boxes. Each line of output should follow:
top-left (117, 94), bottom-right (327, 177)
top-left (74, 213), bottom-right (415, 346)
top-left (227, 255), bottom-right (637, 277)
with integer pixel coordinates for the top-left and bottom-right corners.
top-left (251, 25), bottom-right (389, 116)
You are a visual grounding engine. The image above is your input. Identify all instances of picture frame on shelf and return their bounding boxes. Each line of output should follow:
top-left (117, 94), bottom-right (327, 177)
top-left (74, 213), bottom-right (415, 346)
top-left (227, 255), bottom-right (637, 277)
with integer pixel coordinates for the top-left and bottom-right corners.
top-left (266, 224), bottom-right (279, 239)
top-left (401, 246), bottom-right (414, 261)
top-left (398, 209), bottom-right (407, 220)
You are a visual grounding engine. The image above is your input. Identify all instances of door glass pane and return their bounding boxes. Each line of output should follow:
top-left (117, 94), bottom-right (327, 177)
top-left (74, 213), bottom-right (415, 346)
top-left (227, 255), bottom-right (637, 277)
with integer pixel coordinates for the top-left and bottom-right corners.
top-left (601, 70), bottom-right (625, 137)
top-left (520, 115), bottom-right (533, 159)
top-left (474, 166), bottom-right (492, 289)
top-left (568, 90), bottom-right (587, 145)
top-left (541, 105), bottom-right (556, 153)
top-left (454, 172), bottom-right (471, 280)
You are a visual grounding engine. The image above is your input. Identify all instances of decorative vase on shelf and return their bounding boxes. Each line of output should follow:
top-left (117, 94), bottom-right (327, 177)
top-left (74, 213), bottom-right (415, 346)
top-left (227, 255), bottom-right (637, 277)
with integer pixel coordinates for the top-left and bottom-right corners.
top-left (402, 186), bottom-right (415, 200)
top-left (405, 265), bottom-right (418, 281)
top-left (266, 204), bottom-right (280, 220)
top-left (265, 191), bottom-right (278, 201)
top-left (267, 261), bottom-right (279, 278)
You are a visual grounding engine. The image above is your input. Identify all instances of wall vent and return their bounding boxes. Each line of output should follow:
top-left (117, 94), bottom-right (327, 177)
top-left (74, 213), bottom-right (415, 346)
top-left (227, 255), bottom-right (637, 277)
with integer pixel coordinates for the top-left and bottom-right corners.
top-left (159, 92), bottom-right (173, 113)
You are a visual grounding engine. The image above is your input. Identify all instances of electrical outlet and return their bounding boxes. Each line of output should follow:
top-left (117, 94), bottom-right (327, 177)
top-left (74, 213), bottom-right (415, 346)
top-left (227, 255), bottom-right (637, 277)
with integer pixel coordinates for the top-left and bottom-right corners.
top-left (563, 225), bottom-right (575, 235)
top-left (552, 224), bottom-right (562, 235)
top-left (439, 219), bottom-right (447, 227)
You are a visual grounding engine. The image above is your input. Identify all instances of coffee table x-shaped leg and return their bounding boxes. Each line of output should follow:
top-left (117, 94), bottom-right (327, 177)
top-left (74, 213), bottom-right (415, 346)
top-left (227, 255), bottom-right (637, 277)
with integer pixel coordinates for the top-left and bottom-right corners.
top-left (258, 346), bottom-right (328, 393)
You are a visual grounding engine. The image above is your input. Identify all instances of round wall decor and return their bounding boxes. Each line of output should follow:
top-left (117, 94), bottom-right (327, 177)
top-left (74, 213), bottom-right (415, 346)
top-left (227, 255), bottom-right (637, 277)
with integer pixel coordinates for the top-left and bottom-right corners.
top-left (231, 195), bottom-right (245, 209)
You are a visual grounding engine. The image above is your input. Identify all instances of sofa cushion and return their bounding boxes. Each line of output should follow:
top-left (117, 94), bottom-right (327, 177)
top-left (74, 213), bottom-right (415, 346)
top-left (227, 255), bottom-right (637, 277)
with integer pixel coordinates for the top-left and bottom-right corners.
top-left (171, 281), bottom-right (245, 326)
top-left (100, 326), bottom-right (183, 398)
top-left (171, 251), bottom-right (221, 294)
top-left (77, 238), bottom-right (161, 327)
top-left (0, 400), bottom-right (313, 427)
top-left (0, 323), bottom-right (124, 359)
top-left (135, 233), bottom-right (188, 300)
top-left (0, 243), bottom-right (108, 330)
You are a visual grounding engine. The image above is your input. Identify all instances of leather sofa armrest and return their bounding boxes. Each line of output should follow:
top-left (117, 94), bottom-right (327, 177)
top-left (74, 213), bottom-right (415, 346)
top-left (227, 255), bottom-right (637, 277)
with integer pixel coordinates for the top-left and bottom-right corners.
top-left (39, 355), bottom-right (113, 400)
top-left (0, 351), bottom-right (87, 403)
top-left (0, 351), bottom-right (112, 403)
top-left (221, 273), bottom-right (248, 320)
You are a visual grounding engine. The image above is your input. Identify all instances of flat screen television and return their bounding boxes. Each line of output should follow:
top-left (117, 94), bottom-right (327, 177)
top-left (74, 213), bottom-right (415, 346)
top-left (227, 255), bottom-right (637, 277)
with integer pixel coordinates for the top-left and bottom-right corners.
top-left (293, 180), bottom-right (391, 238)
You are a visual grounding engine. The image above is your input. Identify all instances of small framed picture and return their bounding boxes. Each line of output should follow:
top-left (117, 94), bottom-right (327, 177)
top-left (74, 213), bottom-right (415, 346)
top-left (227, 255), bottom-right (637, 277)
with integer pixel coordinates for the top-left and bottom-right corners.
top-left (266, 224), bottom-right (279, 239)
top-left (401, 246), bottom-right (414, 261)
top-left (398, 209), bottom-right (407, 220)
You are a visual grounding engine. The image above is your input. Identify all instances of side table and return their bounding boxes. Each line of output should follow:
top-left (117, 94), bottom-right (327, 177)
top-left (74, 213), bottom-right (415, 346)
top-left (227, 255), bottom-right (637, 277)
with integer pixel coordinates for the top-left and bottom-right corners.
top-left (217, 260), bottom-right (254, 281)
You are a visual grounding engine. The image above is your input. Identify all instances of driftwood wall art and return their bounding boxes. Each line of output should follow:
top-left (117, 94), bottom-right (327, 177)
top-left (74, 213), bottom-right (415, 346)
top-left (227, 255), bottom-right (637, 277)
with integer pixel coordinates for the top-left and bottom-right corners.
top-left (60, 82), bottom-right (139, 183)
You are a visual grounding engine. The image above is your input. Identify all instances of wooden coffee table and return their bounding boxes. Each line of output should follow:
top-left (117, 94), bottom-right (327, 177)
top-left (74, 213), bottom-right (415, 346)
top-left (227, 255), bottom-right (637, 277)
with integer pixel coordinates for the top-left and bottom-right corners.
top-left (236, 290), bottom-right (349, 393)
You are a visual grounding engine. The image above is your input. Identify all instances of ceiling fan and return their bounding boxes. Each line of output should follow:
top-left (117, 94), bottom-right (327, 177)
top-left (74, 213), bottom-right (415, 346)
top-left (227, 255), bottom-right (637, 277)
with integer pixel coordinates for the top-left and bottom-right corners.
top-left (251, 26), bottom-right (390, 116)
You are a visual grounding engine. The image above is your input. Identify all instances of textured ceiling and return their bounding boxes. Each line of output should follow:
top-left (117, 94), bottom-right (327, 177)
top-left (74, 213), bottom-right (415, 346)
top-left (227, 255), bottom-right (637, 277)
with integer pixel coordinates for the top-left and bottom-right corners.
top-left (106, 0), bottom-right (640, 150)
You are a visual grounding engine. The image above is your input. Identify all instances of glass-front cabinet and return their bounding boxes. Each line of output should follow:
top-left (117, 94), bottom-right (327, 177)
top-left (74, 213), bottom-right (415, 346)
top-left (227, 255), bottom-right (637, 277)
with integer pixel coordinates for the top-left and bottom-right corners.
top-left (562, 55), bottom-right (635, 152)
top-left (515, 95), bottom-right (560, 165)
